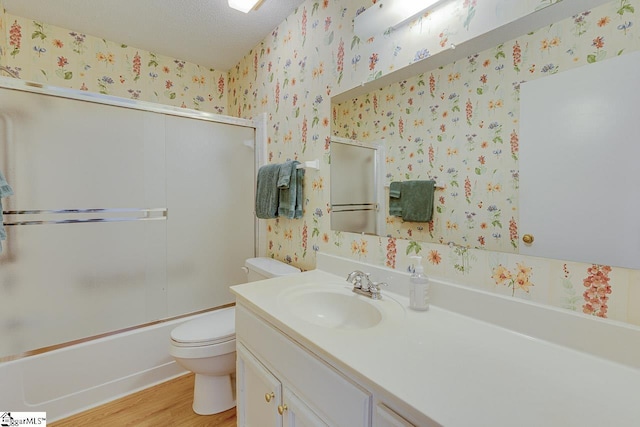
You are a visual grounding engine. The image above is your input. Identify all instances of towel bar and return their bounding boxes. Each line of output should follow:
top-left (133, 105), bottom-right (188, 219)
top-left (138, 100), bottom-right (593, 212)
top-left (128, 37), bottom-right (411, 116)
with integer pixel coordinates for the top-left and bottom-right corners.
top-left (2, 208), bottom-right (167, 226)
top-left (385, 180), bottom-right (445, 189)
top-left (331, 207), bottom-right (377, 213)
top-left (296, 159), bottom-right (320, 170)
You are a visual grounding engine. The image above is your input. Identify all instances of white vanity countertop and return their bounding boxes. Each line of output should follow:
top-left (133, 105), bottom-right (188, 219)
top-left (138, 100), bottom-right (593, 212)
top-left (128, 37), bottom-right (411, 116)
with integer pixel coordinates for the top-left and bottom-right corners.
top-left (231, 269), bottom-right (640, 427)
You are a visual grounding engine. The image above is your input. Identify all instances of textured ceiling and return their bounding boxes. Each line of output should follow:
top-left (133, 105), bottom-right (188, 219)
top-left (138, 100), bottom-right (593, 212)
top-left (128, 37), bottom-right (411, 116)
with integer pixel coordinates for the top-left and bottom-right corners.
top-left (3, 0), bottom-right (306, 71)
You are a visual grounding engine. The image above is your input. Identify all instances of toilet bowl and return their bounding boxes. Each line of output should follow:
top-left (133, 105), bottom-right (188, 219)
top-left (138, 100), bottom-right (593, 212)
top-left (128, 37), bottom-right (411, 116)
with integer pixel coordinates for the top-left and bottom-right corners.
top-left (169, 257), bottom-right (301, 415)
top-left (169, 307), bottom-right (236, 415)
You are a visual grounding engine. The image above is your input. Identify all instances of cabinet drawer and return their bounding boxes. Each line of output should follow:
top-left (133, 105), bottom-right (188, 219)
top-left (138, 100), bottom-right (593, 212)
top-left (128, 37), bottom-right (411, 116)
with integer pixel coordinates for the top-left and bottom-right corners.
top-left (237, 305), bottom-right (372, 427)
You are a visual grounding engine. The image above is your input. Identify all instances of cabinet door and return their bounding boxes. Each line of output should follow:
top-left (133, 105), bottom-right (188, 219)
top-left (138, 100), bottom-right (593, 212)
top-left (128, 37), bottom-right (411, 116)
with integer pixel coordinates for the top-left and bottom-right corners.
top-left (282, 387), bottom-right (328, 427)
top-left (374, 403), bottom-right (415, 427)
top-left (237, 305), bottom-right (372, 427)
top-left (237, 343), bottom-right (282, 427)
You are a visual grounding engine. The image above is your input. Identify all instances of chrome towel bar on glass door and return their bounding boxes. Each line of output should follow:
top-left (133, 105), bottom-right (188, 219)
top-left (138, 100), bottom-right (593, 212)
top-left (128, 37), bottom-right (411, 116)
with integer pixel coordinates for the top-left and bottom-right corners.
top-left (2, 208), bottom-right (168, 226)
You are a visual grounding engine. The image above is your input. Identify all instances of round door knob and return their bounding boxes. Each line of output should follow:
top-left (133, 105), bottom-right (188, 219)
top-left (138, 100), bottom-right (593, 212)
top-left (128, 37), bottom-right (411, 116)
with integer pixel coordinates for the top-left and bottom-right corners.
top-left (522, 234), bottom-right (534, 244)
top-left (278, 404), bottom-right (288, 415)
top-left (265, 392), bottom-right (274, 403)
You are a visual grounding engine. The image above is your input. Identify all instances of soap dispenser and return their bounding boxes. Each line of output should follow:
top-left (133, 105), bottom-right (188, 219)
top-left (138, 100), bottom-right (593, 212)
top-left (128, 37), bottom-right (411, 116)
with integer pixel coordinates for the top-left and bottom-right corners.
top-left (409, 256), bottom-right (430, 311)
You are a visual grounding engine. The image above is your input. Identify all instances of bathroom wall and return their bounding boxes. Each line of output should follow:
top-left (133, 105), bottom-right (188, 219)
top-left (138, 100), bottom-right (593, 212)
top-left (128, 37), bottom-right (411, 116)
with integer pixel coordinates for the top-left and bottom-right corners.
top-left (2, 0), bottom-right (639, 326)
top-left (0, 1), bottom-right (227, 114)
top-left (228, 0), bottom-right (640, 326)
top-left (0, 2), bottom-right (7, 62)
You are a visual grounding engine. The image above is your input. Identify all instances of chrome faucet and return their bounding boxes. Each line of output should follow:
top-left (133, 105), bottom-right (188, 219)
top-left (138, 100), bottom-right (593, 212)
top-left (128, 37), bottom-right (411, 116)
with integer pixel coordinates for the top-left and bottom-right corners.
top-left (346, 270), bottom-right (386, 300)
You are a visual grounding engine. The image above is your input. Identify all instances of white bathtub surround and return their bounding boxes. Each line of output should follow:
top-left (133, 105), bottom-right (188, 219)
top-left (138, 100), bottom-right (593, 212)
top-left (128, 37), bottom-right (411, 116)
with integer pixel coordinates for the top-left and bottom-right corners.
top-left (232, 252), bottom-right (640, 426)
top-left (0, 313), bottom-right (222, 422)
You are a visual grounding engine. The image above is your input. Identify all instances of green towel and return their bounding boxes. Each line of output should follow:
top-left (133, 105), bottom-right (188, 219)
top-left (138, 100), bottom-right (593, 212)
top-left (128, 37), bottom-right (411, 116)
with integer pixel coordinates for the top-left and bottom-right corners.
top-left (278, 161), bottom-right (304, 219)
top-left (0, 169), bottom-right (14, 252)
top-left (389, 181), bottom-right (401, 199)
top-left (294, 167), bottom-right (305, 219)
top-left (0, 199), bottom-right (5, 252)
top-left (400, 180), bottom-right (435, 222)
top-left (388, 181), bottom-right (402, 217)
top-left (255, 164), bottom-right (281, 219)
top-left (277, 161), bottom-right (295, 189)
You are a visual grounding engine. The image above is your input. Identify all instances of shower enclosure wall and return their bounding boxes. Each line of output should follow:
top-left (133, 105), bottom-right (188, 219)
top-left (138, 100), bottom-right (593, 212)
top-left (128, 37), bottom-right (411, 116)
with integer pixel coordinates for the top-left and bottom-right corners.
top-left (0, 78), bottom-right (257, 360)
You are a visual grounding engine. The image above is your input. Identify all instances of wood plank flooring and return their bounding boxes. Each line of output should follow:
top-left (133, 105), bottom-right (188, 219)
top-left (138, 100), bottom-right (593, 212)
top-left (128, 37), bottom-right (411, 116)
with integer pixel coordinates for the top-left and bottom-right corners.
top-left (50, 373), bottom-right (236, 427)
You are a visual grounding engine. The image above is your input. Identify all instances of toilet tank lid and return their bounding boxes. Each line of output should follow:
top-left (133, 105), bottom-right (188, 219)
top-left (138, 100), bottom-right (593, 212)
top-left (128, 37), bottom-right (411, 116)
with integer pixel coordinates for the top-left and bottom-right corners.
top-left (170, 307), bottom-right (235, 344)
top-left (245, 257), bottom-right (301, 277)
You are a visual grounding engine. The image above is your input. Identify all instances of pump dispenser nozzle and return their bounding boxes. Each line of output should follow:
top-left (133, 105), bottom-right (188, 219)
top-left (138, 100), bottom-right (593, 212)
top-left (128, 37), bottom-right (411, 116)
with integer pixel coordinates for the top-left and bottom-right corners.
top-left (410, 255), bottom-right (424, 274)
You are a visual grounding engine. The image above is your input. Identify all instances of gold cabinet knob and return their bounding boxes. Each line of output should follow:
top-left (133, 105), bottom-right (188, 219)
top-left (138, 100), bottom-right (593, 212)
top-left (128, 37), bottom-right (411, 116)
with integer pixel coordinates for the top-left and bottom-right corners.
top-left (522, 234), bottom-right (534, 244)
top-left (265, 392), bottom-right (275, 403)
top-left (278, 404), bottom-right (288, 415)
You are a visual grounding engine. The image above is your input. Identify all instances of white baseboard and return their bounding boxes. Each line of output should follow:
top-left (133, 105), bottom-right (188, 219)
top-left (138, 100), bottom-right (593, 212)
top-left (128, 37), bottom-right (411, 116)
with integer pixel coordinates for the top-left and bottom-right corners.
top-left (0, 313), bottom-right (220, 422)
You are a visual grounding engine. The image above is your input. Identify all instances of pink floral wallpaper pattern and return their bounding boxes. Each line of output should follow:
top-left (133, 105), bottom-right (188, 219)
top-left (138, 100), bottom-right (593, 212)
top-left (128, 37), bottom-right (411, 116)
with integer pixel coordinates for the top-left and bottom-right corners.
top-left (1, 0), bottom-right (639, 325)
top-left (333, 1), bottom-right (640, 260)
top-left (228, 0), bottom-right (640, 325)
top-left (0, 10), bottom-right (227, 114)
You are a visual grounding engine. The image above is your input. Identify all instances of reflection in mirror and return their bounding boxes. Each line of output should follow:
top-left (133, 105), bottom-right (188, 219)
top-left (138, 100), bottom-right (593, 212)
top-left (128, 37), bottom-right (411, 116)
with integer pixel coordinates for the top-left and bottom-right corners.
top-left (331, 78), bottom-right (520, 257)
top-left (330, 138), bottom-right (384, 235)
top-left (329, 0), bottom-right (640, 270)
top-left (330, 18), bottom-right (639, 269)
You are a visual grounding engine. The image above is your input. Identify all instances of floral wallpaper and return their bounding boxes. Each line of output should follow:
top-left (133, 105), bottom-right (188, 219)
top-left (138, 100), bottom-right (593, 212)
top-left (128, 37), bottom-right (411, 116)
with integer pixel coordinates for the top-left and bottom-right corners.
top-left (1, 0), bottom-right (639, 327)
top-left (0, 7), bottom-right (227, 114)
top-left (229, 0), bottom-right (640, 326)
top-left (333, 1), bottom-right (640, 257)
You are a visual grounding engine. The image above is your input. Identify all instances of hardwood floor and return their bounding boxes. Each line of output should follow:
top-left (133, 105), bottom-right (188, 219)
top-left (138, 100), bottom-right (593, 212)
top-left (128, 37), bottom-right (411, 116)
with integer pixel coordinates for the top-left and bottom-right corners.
top-left (50, 374), bottom-right (236, 427)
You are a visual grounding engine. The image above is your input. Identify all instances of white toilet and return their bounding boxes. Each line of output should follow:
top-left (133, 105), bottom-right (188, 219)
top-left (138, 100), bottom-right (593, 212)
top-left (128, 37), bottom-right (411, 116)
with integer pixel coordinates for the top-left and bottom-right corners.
top-left (169, 257), bottom-right (301, 415)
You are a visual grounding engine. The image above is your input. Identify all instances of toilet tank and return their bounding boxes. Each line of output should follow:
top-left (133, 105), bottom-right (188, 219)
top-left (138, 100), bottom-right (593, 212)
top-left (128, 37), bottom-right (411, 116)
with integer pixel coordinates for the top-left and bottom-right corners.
top-left (244, 257), bottom-right (301, 282)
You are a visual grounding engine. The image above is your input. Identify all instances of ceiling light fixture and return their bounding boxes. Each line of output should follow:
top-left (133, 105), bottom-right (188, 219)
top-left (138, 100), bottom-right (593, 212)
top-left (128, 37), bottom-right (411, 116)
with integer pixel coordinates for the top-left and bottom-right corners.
top-left (354, 0), bottom-right (447, 38)
top-left (228, 0), bottom-right (261, 13)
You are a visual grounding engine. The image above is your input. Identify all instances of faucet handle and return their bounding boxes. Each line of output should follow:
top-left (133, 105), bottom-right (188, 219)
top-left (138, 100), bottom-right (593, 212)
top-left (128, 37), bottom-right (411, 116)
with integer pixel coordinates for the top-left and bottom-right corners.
top-left (346, 270), bottom-right (365, 280)
top-left (358, 272), bottom-right (371, 288)
top-left (370, 282), bottom-right (387, 299)
top-left (347, 270), bottom-right (370, 289)
top-left (370, 281), bottom-right (387, 289)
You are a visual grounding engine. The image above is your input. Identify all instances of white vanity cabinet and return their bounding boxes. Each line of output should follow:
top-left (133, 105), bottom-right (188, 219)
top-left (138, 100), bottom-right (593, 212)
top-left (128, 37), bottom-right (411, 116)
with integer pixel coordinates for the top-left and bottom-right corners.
top-left (373, 403), bottom-right (416, 427)
top-left (235, 304), bottom-right (372, 427)
top-left (236, 343), bottom-right (282, 427)
top-left (237, 342), bottom-right (327, 427)
top-left (281, 387), bottom-right (328, 427)
top-left (232, 260), bottom-right (640, 427)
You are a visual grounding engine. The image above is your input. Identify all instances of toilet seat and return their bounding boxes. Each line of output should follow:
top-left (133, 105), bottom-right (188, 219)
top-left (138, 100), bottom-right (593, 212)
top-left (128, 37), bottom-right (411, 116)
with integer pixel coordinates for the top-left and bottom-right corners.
top-left (171, 335), bottom-right (235, 347)
top-left (170, 307), bottom-right (235, 348)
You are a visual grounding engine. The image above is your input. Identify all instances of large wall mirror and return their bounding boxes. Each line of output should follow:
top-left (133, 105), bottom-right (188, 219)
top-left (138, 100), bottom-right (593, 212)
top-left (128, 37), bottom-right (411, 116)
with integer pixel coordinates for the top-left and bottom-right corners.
top-left (330, 0), bottom-right (639, 269)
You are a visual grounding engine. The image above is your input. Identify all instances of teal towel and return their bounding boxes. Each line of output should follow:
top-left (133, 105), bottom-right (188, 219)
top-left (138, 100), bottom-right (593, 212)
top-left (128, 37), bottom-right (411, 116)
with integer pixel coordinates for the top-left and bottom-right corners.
top-left (389, 181), bottom-right (401, 199)
top-left (389, 181), bottom-right (402, 217)
top-left (277, 161), bottom-right (295, 189)
top-left (278, 161), bottom-right (304, 219)
top-left (294, 167), bottom-right (305, 219)
top-left (0, 169), bottom-right (14, 252)
top-left (400, 180), bottom-right (435, 222)
top-left (0, 174), bottom-right (11, 199)
top-left (255, 164), bottom-right (281, 219)
top-left (0, 199), bottom-right (5, 252)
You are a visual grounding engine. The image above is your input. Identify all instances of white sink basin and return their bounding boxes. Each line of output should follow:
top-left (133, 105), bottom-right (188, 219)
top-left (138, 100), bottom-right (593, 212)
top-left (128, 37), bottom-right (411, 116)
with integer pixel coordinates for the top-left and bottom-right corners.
top-left (279, 283), bottom-right (402, 330)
